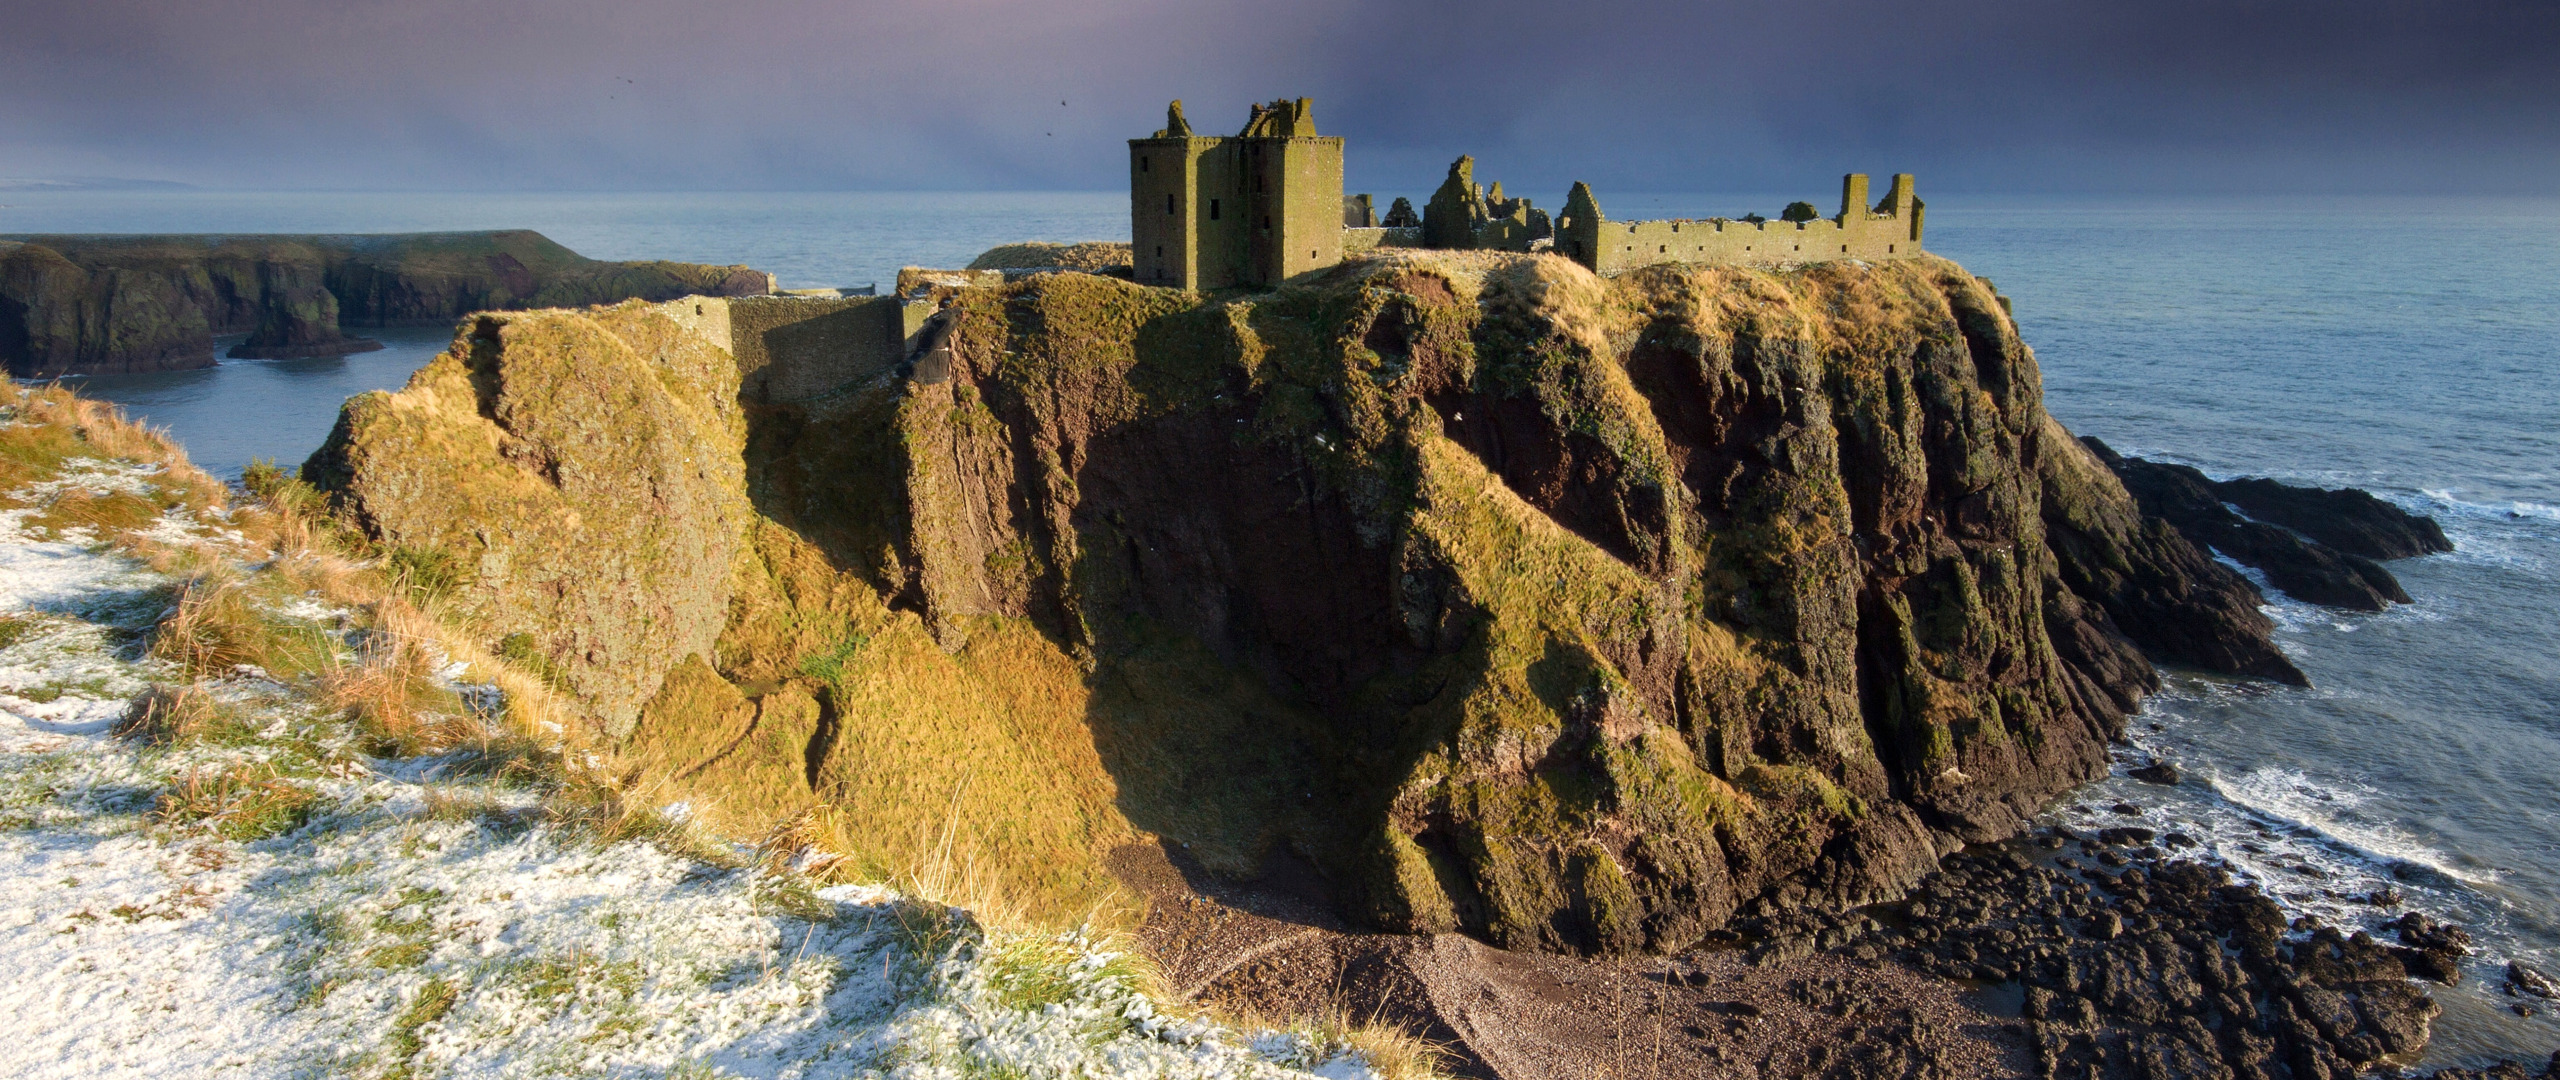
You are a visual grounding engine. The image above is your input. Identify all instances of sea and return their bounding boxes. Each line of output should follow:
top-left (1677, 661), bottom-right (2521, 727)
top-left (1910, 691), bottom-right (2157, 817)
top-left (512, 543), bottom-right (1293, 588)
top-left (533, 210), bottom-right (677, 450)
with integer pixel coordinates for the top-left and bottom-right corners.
top-left (5, 188), bottom-right (2555, 1068)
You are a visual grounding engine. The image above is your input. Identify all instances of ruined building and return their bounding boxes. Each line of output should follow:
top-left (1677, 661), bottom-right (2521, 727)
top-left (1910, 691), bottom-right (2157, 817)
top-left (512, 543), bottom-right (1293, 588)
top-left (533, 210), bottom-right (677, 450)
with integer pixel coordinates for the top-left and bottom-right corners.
top-left (1422, 157), bottom-right (1552, 253)
top-left (1130, 98), bottom-right (1921, 288)
top-left (1129, 98), bottom-right (1345, 290)
top-left (1553, 173), bottom-right (1924, 273)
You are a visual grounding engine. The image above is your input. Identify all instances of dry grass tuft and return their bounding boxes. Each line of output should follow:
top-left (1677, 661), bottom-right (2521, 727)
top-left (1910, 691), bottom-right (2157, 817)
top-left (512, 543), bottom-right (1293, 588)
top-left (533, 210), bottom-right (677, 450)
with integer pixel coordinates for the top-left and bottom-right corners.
top-left (537, 774), bottom-right (746, 870)
top-left (323, 622), bottom-right (471, 758)
top-left (147, 569), bottom-right (337, 680)
top-left (1332, 1017), bottom-right (1458, 1080)
top-left (152, 762), bottom-right (322, 842)
top-left (115, 683), bottom-right (255, 746)
top-left (1215, 1003), bottom-right (1456, 1080)
top-left (0, 383), bottom-right (227, 510)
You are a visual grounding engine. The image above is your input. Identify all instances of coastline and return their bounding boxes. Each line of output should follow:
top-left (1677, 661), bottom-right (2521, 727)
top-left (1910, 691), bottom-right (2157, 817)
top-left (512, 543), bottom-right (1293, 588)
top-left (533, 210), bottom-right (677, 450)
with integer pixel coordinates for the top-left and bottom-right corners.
top-left (1123, 825), bottom-right (2545, 1080)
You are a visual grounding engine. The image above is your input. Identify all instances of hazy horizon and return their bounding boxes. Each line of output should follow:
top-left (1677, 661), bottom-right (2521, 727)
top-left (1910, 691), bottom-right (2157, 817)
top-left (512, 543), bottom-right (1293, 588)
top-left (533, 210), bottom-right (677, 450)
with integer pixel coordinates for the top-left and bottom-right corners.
top-left (4, 0), bottom-right (2556, 199)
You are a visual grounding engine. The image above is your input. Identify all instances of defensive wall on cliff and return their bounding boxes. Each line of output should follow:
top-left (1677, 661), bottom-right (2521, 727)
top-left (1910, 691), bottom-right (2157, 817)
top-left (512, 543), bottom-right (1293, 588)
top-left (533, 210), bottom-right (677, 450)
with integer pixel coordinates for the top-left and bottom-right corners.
top-left (654, 294), bottom-right (908, 405)
top-left (1554, 172), bottom-right (1925, 273)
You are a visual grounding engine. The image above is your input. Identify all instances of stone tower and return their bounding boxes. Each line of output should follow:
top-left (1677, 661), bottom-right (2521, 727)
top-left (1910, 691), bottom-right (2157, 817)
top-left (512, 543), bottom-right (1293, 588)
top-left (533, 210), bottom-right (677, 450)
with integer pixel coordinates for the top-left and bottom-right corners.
top-left (1130, 98), bottom-right (1346, 291)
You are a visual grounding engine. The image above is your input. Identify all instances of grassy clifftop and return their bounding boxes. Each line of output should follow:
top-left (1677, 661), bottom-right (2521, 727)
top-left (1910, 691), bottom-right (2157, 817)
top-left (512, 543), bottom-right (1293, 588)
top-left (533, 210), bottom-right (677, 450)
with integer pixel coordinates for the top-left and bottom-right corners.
top-left (0, 231), bottom-right (770, 376)
top-left (304, 251), bottom-right (2285, 951)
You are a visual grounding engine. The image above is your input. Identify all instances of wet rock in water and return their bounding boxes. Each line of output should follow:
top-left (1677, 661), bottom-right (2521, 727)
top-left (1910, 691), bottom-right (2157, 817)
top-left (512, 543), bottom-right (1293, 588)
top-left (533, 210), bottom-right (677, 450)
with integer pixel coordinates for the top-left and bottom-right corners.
top-left (2365, 885), bottom-right (2403, 907)
top-left (2110, 802), bottom-right (2145, 815)
top-left (2214, 475), bottom-right (2454, 561)
top-left (2398, 912), bottom-right (2476, 955)
top-left (2510, 959), bottom-right (2559, 999)
top-left (2163, 831), bottom-right (2198, 849)
top-left (2092, 443), bottom-right (2417, 611)
top-left (2097, 826), bottom-right (2156, 846)
top-left (2391, 912), bottom-right (2474, 985)
top-left (2128, 760), bottom-right (2182, 784)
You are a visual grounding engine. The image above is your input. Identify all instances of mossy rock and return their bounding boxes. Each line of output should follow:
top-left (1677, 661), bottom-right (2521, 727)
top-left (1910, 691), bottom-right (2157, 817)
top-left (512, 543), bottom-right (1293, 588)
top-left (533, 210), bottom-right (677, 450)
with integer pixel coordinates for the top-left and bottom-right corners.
top-left (303, 249), bottom-right (2285, 948)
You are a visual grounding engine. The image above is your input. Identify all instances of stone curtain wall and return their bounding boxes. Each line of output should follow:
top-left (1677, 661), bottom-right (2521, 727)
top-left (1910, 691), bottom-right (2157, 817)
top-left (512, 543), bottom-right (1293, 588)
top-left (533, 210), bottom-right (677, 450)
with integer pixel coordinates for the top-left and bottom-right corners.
top-left (655, 295), bottom-right (905, 406)
top-left (1556, 173), bottom-right (1924, 274)
top-left (1342, 227), bottom-right (1424, 254)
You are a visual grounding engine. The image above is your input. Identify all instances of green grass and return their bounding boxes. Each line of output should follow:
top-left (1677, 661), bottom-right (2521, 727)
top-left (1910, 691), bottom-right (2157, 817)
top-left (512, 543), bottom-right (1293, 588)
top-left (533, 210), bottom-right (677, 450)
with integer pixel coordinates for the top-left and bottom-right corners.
top-left (151, 763), bottom-right (322, 842)
top-left (386, 544), bottom-right (470, 603)
top-left (380, 978), bottom-right (461, 1080)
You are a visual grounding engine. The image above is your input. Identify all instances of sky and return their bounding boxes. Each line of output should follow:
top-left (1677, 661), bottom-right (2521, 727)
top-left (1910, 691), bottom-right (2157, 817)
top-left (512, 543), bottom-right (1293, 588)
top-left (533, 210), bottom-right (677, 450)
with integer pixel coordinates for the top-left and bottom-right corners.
top-left (2, 0), bottom-right (2556, 196)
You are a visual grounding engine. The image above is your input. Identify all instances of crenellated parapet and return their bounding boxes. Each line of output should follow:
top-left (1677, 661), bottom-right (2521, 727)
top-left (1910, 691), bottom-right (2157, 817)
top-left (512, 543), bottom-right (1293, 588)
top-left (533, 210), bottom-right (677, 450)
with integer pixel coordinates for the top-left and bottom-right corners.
top-left (1553, 174), bottom-right (1925, 273)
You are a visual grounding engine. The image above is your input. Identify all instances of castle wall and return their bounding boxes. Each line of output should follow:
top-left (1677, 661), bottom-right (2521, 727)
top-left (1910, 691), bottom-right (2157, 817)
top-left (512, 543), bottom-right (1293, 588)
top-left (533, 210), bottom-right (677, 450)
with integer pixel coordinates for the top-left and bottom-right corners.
top-left (1342, 227), bottom-right (1423, 253)
top-left (1133, 130), bottom-right (1342, 291)
top-left (660, 295), bottom-right (904, 405)
top-left (1246, 136), bottom-right (1344, 284)
top-left (1557, 174), bottom-right (1924, 274)
top-left (1131, 137), bottom-right (1202, 289)
top-left (1580, 216), bottom-right (1913, 273)
top-left (1194, 141), bottom-right (1246, 288)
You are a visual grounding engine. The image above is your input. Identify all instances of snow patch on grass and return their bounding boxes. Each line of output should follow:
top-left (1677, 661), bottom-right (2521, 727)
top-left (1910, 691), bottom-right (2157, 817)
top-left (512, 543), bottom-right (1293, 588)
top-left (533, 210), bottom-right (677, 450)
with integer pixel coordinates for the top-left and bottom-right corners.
top-left (0, 432), bottom-right (1382, 1080)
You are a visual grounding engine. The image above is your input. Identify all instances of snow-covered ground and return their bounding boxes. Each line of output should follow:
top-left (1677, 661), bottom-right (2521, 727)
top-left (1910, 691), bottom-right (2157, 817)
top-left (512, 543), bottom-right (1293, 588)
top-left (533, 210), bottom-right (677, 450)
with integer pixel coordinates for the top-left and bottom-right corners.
top-left (0, 448), bottom-right (1381, 1079)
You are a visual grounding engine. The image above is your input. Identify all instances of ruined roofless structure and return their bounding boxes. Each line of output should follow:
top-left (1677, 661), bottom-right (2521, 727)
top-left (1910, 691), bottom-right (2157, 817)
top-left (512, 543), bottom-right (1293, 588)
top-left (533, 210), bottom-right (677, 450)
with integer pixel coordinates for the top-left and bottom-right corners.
top-left (1129, 96), bottom-right (1922, 288)
top-left (1129, 98), bottom-right (1345, 290)
top-left (1553, 173), bottom-right (1925, 273)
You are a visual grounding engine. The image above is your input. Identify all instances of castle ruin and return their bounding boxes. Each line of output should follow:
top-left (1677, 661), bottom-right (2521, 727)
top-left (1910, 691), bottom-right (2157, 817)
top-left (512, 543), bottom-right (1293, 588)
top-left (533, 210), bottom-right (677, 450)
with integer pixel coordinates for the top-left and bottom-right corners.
top-left (1129, 98), bottom-right (1345, 290)
top-left (1554, 173), bottom-right (1924, 274)
top-left (1131, 97), bottom-right (1925, 288)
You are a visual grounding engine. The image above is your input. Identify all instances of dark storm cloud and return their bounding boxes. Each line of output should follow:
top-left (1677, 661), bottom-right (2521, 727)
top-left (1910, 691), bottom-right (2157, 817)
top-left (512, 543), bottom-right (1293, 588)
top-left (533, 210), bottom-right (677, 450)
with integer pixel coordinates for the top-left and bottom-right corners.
top-left (1, 0), bottom-right (2553, 193)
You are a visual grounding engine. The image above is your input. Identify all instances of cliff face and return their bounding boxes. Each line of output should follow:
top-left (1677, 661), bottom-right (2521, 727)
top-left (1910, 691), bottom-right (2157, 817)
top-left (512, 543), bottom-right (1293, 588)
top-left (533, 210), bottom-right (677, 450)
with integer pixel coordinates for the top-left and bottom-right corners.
top-left (306, 251), bottom-right (2290, 949)
top-left (0, 232), bottom-right (771, 376)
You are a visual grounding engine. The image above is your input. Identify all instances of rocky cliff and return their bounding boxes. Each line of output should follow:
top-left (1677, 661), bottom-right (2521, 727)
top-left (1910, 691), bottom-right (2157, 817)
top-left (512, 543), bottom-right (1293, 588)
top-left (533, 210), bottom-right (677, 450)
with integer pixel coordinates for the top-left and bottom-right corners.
top-left (0, 231), bottom-right (771, 376)
top-left (305, 251), bottom-right (2298, 948)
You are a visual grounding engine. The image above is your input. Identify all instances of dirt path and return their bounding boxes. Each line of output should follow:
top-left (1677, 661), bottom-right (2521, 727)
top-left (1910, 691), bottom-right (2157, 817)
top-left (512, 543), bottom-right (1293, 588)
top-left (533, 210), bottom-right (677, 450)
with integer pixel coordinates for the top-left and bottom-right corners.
top-left (1112, 842), bottom-right (2032, 1080)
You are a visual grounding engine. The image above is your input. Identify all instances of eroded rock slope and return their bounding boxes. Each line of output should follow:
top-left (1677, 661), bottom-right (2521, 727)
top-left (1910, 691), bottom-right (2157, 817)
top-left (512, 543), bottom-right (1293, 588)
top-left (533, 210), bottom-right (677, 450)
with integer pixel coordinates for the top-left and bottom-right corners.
top-left (306, 251), bottom-right (2292, 951)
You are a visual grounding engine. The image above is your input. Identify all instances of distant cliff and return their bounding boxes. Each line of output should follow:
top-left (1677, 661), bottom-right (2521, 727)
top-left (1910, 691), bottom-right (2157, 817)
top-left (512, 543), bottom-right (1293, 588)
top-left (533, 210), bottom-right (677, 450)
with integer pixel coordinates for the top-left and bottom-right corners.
top-left (0, 231), bottom-right (772, 376)
top-left (305, 252), bottom-right (2301, 947)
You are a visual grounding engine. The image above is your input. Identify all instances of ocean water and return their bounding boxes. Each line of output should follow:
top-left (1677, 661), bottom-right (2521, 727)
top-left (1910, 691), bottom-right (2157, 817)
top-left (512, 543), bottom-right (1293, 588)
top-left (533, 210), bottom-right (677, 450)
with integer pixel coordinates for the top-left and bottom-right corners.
top-left (7, 189), bottom-right (2556, 1067)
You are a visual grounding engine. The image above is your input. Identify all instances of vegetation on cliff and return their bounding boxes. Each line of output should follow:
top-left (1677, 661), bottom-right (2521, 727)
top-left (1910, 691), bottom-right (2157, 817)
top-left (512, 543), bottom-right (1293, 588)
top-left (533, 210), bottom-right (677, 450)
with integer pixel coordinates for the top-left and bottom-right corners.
top-left (0, 231), bottom-right (769, 376)
top-left (0, 382), bottom-right (1416, 1080)
top-left (303, 250), bottom-right (2293, 959)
